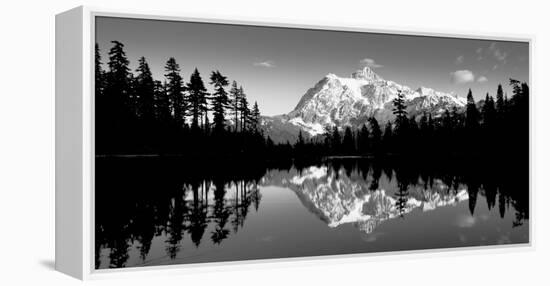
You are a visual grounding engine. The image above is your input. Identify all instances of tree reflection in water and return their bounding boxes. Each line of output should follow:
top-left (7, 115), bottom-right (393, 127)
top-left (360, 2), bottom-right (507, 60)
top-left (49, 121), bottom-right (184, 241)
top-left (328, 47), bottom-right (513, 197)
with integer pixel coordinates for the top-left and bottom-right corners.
top-left (95, 156), bottom-right (528, 269)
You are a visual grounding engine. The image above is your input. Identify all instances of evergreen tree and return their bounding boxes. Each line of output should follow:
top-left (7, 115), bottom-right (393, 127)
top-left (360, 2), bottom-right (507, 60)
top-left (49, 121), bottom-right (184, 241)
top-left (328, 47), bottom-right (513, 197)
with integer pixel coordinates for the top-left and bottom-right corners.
top-left (95, 43), bottom-right (108, 154)
top-left (465, 89), bottom-right (480, 155)
top-left (331, 126), bottom-right (341, 153)
top-left (368, 117), bottom-right (382, 153)
top-left (295, 131), bottom-right (305, 155)
top-left (482, 93), bottom-right (496, 128)
top-left (510, 79), bottom-right (522, 100)
top-left (99, 41), bottom-right (132, 154)
top-left (442, 109), bottom-right (452, 131)
top-left (238, 86), bottom-right (251, 132)
top-left (229, 81), bottom-right (240, 132)
top-left (496, 84), bottom-right (505, 113)
top-left (509, 79), bottom-right (529, 161)
top-left (323, 125), bottom-right (333, 151)
top-left (164, 58), bottom-right (186, 126)
top-left (465, 89), bottom-right (480, 130)
top-left (392, 90), bottom-right (408, 133)
top-left (186, 68), bottom-right (209, 130)
top-left (419, 113), bottom-right (429, 132)
top-left (134, 56), bottom-right (155, 120)
top-left (105, 40), bottom-right (131, 111)
top-left (509, 79), bottom-right (529, 111)
top-left (521, 82), bottom-right (529, 101)
top-left (358, 124), bottom-right (370, 154)
top-left (95, 43), bottom-right (105, 99)
top-left (394, 182), bottom-right (410, 218)
top-left (451, 106), bottom-right (461, 129)
top-left (391, 90), bottom-right (409, 153)
top-left (209, 70), bottom-right (230, 133)
top-left (127, 73), bottom-right (139, 116)
top-left (342, 126), bottom-right (355, 154)
top-left (250, 101), bottom-right (261, 131)
top-left (154, 80), bottom-right (170, 122)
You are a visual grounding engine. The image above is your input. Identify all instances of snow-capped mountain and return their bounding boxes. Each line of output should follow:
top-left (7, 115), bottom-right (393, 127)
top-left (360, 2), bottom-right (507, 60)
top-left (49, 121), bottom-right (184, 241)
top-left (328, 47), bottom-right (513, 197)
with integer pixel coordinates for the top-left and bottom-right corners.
top-left (262, 66), bottom-right (466, 141)
top-left (261, 166), bottom-right (469, 234)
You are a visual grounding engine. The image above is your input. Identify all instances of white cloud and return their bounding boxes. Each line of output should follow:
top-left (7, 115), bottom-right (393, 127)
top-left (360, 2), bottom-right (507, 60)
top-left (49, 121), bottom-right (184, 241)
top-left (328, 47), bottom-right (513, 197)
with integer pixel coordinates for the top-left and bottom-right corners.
top-left (253, 60), bottom-right (275, 68)
top-left (489, 42), bottom-right (508, 64)
top-left (450, 70), bottom-right (475, 84)
top-left (476, 47), bottom-right (484, 60)
top-left (455, 55), bottom-right (464, 65)
top-left (477, 76), bottom-right (488, 83)
top-left (359, 58), bottom-right (383, 68)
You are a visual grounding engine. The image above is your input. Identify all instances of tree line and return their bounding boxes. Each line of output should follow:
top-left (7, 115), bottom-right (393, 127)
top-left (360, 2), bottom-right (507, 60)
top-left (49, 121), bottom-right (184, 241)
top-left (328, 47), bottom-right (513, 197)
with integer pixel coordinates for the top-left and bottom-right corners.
top-left (96, 41), bottom-right (264, 156)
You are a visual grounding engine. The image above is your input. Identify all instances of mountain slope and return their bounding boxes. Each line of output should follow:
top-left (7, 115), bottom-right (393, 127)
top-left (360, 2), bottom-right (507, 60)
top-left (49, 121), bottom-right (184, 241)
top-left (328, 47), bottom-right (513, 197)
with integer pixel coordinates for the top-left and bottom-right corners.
top-left (262, 66), bottom-right (466, 141)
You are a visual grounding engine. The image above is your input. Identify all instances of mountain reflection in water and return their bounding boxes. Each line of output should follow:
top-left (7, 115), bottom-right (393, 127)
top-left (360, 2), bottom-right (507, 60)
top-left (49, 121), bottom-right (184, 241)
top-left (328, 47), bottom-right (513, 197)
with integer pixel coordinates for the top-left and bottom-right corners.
top-left (95, 157), bottom-right (529, 269)
top-left (268, 165), bottom-right (470, 234)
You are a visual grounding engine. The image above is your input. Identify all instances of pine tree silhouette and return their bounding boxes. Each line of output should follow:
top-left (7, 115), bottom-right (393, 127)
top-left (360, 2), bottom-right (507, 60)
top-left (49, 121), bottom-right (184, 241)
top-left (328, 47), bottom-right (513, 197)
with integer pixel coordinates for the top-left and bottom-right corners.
top-left (496, 84), bottom-right (505, 113)
top-left (238, 86), bottom-right (250, 132)
top-left (164, 57), bottom-right (186, 127)
top-left (368, 117), bottom-right (382, 154)
top-left (250, 101), bottom-right (261, 131)
top-left (342, 126), bottom-right (355, 154)
top-left (331, 126), bottom-right (341, 154)
top-left (134, 57), bottom-right (155, 120)
top-left (358, 124), bottom-right (370, 154)
top-left (209, 70), bottom-right (230, 134)
top-left (229, 81), bottom-right (240, 132)
top-left (186, 68), bottom-right (209, 131)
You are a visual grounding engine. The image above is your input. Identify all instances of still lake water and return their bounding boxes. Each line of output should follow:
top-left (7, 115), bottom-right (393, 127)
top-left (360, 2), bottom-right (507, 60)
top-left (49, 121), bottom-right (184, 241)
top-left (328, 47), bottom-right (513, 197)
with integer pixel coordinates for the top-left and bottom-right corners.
top-left (95, 157), bottom-right (529, 269)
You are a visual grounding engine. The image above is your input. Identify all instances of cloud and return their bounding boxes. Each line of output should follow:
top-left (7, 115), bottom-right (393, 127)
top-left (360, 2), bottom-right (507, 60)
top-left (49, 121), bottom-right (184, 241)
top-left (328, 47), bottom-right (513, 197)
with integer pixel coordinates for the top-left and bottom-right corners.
top-left (455, 55), bottom-right (464, 65)
top-left (450, 70), bottom-right (475, 84)
top-left (359, 58), bottom-right (383, 68)
top-left (477, 76), bottom-right (488, 83)
top-left (476, 47), bottom-right (484, 61)
top-left (489, 42), bottom-right (508, 64)
top-left (253, 60), bottom-right (275, 68)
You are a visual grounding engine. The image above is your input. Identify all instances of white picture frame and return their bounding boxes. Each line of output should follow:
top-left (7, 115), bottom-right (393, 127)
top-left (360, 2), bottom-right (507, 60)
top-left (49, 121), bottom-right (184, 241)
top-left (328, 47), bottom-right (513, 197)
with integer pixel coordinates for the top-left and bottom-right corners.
top-left (55, 6), bottom-right (533, 280)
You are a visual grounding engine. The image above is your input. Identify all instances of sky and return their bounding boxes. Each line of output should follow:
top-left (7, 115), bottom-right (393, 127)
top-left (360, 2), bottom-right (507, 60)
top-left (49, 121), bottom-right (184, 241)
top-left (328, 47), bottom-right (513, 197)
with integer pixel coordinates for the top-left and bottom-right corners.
top-left (96, 17), bottom-right (529, 116)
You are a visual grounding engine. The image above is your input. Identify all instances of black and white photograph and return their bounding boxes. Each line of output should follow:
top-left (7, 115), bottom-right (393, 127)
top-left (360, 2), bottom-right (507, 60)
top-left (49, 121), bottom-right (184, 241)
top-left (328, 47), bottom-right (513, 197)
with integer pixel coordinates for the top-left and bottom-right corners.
top-left (93, 16), bottom-right (529, 269)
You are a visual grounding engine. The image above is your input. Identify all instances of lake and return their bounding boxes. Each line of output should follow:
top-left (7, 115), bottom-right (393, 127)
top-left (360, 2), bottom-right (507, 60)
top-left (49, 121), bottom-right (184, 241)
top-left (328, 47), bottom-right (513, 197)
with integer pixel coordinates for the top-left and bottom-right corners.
top-left (95, 157), bottom-right (529, 269)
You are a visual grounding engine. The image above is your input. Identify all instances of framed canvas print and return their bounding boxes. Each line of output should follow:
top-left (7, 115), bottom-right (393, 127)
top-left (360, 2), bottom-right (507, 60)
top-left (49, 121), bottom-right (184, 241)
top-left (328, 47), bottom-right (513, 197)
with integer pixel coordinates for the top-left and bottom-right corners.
top-left (55, 6), bottom-right (532, 280)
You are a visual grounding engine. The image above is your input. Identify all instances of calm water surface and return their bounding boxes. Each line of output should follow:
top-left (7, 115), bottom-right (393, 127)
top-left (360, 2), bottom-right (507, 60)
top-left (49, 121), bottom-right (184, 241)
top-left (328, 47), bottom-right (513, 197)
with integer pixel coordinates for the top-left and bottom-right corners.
top-left (95, 157), bottom-right (529, 269)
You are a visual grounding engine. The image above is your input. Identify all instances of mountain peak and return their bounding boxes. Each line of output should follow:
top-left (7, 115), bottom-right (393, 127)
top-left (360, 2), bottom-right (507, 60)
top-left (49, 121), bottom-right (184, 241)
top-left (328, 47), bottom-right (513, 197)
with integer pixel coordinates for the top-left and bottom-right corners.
top-left (351, 66), bottom-right (382, 81)
top-left (416, 86), bottom-right (434, 95)
top-left (262, 67), bottom-right (467, 141)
